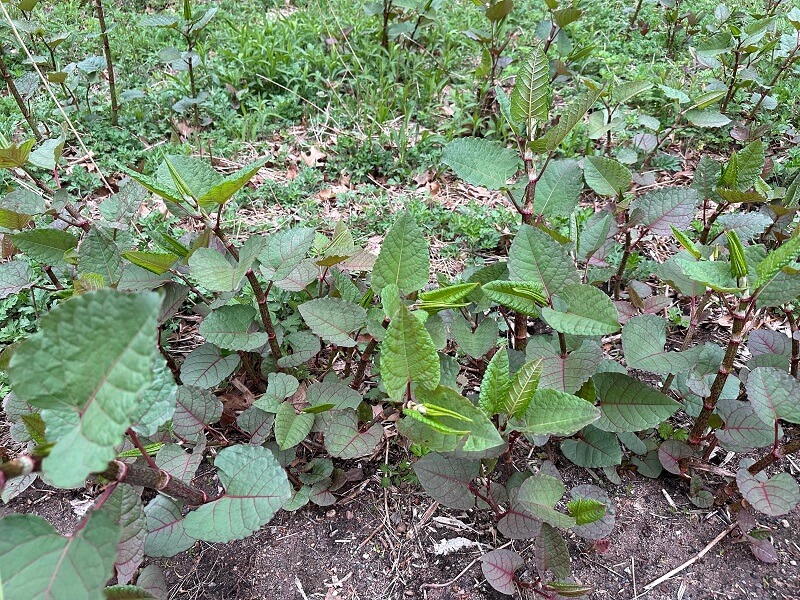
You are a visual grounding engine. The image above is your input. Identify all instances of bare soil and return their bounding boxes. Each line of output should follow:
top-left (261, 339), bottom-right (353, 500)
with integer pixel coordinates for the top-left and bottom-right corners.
top-left (2, 455), bottom-right (798, 600)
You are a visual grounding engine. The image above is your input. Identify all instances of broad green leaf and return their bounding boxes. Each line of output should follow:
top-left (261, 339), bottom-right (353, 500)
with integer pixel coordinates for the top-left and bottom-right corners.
top-left (510, 45), bottom-right (549, 130)
top-left (188, 235), bottom-right (263, 292)
top-left (131, 355), bottom-right (177, 437)
top-left (298, 297), bottom-right (367, 348)
top-left (371, 211), bottom-right (430, 294)
top-left (183, 445), bottom-right (291, 542)
top-left (677, 259), bottom-right (743, 293)
top-left (508, 225), bottom-right (579, 300)
top-left (133, 566), bottom-right (167, 599)
top-left (9, 290), bottom-right (160, 488)
top-left (101, 484), bottom-right (145, 585)
top-left (658, 439), bottom-right (694, 474)
top-left (685, 110), bottom-right (731, 128)
top-left (307, 380), bottom-right (362, 411)
top-left (253, 373), bottom-right (300, 412)
top-left (516, 474), bottom-right (575, 529)
top-left (179, 343), bottom-right (240, 388)
top-left (745, 367), bottom-right (800, 425)
top-left (532, 159), bottom-right (583, 218)
top-left (716, 188), bottom-right (766, 204)
top-left (481, 280), bottom-right (546, 316)
top-left (513, 389), bottom-right (600, 435)
top-left (259, 227), bottom-right (315, 282)
top-left (321, 409), bottom-right (382, 458)
top-left (481, 549), bottom-right (524, 595)
top-left (155, 443), bottom-right (202, 483)
top-left (611, 80), bottom-right (653, 105)
top-left (692, 156), bottom-right (723, 202)
top-left (10, 229), bottom-right (78, 265)
top-left (755, 235), bottom-right (800, 289)
top-left (629, 187), bottom-right (698, 235)
top-left (553, 6), bottom-right (582, 27)
top-left (28, 135), bottom-right (65, 170)
top-left (78, 227), bottom-right (123, 285)
top-left (0, 511), bottom-right (121, 600)
top-left (541, 284), bottom-right (620, 336)
top-left (736, 467), bottom-right (800, 517)
top-left (504, 359), bottom-right (542, 418)
top-left (529, 90), bottom-right (600, 153)
top-left (441, 137), bottom-right (520, 190)
top-left (583, 156), bottom-right (631, 196)
top-left (237, 406), bottom-right (275, 445)
top-left (479, 348), bottom-right (511, 415)
top-left (0, 139), bottom-right (35, 168)
top-left (196, 158), bottom-right (267, 207)
top-left (570, 484), bottom-right (615, 540)
top-left (566, 497), bottom-right (606, 525)
top-left (527, 338), bottom-right (604, 394)
top-left (0, 207), bottom-right (30, 229)
top-left (561, 425), bottom-right (622, 467)
top-left (199, 305), bottom-right (268, 351)
top-left (593, 372), bottom-right (680, 432)
top-left (274, 401), bottom-right (315, 450)
top-left (721, 141), bottom-right (764, 192)
top-left (533, 523), bottom-right (570, 579)
top-left (0, 259), bottom-right (33, 299)
top-left (622, 315), bottom-right (694, 374)
top-left (144, 496), bottom-right (196, 557)
top-left (103, 586), bottom-right (157, 599)
top-left (412, 452), bottom-right (479, 509)
top-left (380, 302), bottom-right (440, 400)
top-left (418, 282), bottom-right (478, 312)
top-left (173, 385), bottom-right (223, 441)
top-left (121, 251), bottom-right (178, 275)
top-left (450, 315), bottom-right (498, 359)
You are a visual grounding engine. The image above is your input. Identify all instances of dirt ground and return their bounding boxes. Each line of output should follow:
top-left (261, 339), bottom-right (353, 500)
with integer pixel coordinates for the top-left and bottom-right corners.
top-left (2, 451), bottom-right (798, 600)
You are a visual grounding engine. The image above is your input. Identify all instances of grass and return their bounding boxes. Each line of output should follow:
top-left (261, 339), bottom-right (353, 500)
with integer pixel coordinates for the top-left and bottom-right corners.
top-left (1, 0), bottom-right (799, 253)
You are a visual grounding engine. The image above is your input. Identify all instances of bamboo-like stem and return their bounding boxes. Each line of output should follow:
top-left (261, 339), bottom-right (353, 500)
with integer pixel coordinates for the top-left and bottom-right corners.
top-left (94, 0), bottom-right (119, 125)
top-left (747, 437), bottom-right (800, 475)
top-left (786, 308), bottom-right (799, 378)
top-left (0, 45), bottom-right (41, 140)
top-left (351, 338), bottom-right (378, 390)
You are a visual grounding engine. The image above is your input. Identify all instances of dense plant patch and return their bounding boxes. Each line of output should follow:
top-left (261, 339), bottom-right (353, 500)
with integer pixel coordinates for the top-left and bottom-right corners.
top-left (0, 0), bottom-right (799, 597)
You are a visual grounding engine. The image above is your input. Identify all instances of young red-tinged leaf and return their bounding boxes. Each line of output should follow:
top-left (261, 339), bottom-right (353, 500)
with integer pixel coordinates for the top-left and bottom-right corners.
top-left (481, 549), bottom-right (524, 595)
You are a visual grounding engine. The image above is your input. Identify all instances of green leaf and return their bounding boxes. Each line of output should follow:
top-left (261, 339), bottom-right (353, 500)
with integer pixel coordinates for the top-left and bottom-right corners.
top-left (534, 523), bottom-right (571, 579)
top-left (481, 549), bottom-right (525, 595)
top-left (685, 110), bottom-right (731, 128)
top-left (103, 585), bottom-right (157, 599)
top-left (541, 284), bottom-right (620, 336)
top-left (0, 139), bottom-right (35, 168)
top-left (583, 156), bottom-right (631, 196)
top-left (412, 452), bottom-right (479, 509)
top-left (131, 355), bottom-right (177, 437)
top-left (199, 305), bottom-right (268, 351)
top-left (570, 484), bottom-right (615, 540)
top-left (566, 497), bottom-right (606, 525)
top-left (450, 315), bottom-right (498, 359)
top-left (504, 359), bottom-right (542, 418)
top-left (321, 409), bottom-right (383, 458)
top-left (188, 236), bottom-right (264, 292)
top-left (10, 228), bottom-right (78, 265)
top-left (274, 401), bottom-right (315, 450)
top-left (371, 211), bottom-right (430, 294)
top-left (183, 445), bottom-right (291, 542)
top-left (745, 367), bottom-right (800, 425)
top-left (736, 467), bottom-right (800, 517)
top-left (755, 234), bottom-right (800, 289)
top-left (593, 372), bottom-right (681, 432)
top-left (0, 259), bottom-right (33, 299)
top-left (78, 227), bottom-right (123, 285)
top-left (298, 297), bottom-right (367, 348)
top-left (28, 135), bottom-right (65, 170)
top-left (0, 512), bottom-right (121, 600)
top-left (553, 6), bottom-right (582, 27)
top-left (481, 280), bottom-right (546, 316)
top-left (9, 290), bottom-right (160, 488)
top-left (441, 138), bottom-right (520, 190)
top-left (380, 302), bottom-right (440, 400)
top-left (516, 474), bottom-right (575, 529)
top-left (722, 141), bottom-right (764, 192)
top-left (173, 385), bottom-right (223, 441)
top-left (479, 348), bottom-right (511, 415)
top-left (508, 225), bottom-right (578, 300)
top-left (532, 159), bottom-right (583, 218)
top-left (510, 45), bottom-right (550, 130)
top-left (258, 227), bottom-right (315, 283)
top-left (101, 484), bottom-right (145, 585)
top-left (144, 496), bottom-right (196, 557)
top-left (611, 80), bottom-right (653, 105)
top-left (716, 401), bottom-right (776, 452)
top-left (196, 158), bottom-right (267, 208)
top-left (121, 251), bottom-right (178, 275)
top-left (629, 187), bottom-right (698, 235)
top-left (513, 389), bottom-right (600, 435)
top-left (527, 338), bottom-right (603, 394)
top-left (179, 343), bottom-right (240, 388)
top-left (677, 258), bottom-right (743, 293)
top-left (529, 90), bottom-right (600, 153)
top-left (418, 282), bottom-right (479, 312)
top-left (155, 443), bottom-right (202, 483)
top-left (622, 315), bottom-right (694, 375)
top-left (561, 425), bottom-right (622, 467)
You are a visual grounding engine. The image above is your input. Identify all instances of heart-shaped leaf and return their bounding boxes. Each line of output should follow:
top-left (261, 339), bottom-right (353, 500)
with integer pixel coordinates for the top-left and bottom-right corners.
top-left (481, 549), bottom-right (524, 595)
top-left (736, 467), bottom-right (800, 517)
